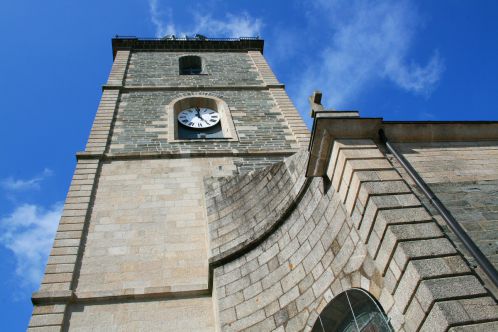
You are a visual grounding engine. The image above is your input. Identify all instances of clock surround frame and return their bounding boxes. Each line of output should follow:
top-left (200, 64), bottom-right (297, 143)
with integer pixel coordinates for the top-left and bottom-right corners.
top-left (167, 95), bottom-right (239, 142)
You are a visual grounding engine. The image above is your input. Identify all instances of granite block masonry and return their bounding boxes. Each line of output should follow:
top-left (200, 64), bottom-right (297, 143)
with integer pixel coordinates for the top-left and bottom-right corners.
top-left (29, 37), bottom-right (497, 331)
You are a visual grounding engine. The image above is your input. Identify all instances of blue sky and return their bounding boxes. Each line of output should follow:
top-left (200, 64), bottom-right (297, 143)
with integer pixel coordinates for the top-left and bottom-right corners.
top-left (1, 0), bottom-right (497, 330)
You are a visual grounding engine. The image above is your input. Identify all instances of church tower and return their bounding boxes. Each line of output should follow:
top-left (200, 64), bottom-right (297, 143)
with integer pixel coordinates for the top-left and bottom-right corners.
top-left (29, 37), bottom-right (309, 330)
top-left (30, 36), bottom-right (498, 332)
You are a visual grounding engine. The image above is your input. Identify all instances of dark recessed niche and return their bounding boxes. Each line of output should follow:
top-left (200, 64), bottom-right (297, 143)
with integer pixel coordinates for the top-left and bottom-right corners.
top-left (178, 122), bottom-right (223, 139)
top-left (179, 55), bottom-right (203, 75)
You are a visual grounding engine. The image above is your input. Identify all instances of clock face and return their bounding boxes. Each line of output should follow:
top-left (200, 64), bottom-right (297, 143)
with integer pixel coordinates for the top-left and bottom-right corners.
top-left (178, 107), bottom-right (220, 129)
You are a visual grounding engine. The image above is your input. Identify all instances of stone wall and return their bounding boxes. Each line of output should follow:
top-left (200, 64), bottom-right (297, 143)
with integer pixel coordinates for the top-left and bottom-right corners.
top-left (106, 49), bottom-right (309, 158)
top-left (29, 44), bottom-right (310, 331)
top-left (394, 141), bottom-right (498, 269)
top-left (206, 151), bottom-right (308, 264)
top-left (66, 297), bottom-right (215, 331)
top-left (209, 140), bottom-right (498, 331)
top-left (109, 90), bottom-right (299, 154)
top-left (39, 156), bottom-right (234, 330)
top-left (76, 157), bottom-right (236, 297)
top-left (38, 38), bottom-right (498, 332)
top-left (232, 156), bottom-right (287, 174)
top-left (29, 50), bottom-right (134, 331)
top-left (29, 158), bottom-right (101, 331)
top-left (125, 52), bottom-right (264, 87)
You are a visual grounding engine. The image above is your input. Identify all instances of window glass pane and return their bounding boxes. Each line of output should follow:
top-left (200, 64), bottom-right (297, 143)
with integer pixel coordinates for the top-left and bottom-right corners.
top-left (179, 56), bottom-right (202, 75)
top-left (311, 289), bottom-right (392, 332)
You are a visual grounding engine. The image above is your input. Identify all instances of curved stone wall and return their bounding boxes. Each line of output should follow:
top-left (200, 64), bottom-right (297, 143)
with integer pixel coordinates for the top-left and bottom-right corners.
top-left (206, 151), bottom-right (308, 264)
top-left (210, 141), bottom-right (498, 332)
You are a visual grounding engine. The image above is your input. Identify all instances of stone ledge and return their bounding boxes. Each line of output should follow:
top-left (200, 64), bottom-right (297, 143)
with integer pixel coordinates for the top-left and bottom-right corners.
top-left (394, 255), bottom-right (472, 313)
top-left (27, 326), bottom-right (63, 332)
top-left (373, 223), bottom-right (444, 272)
top-left (343, 170), bottom-right (402, 211)
top-left (420, 297), bottom-right (498, 332)
top-left (448, 321), bottom-right (498, 332)
top-left (404, 276), bottom-right (490, 331)
top-left (32, 284), bottom-right (210, 305)
top-left (329, 147), bottom-right (384, 189)
top-left (339, 160), bottom-right (395, 205)
top-left (74, 284), bottom-right (210, 303)
top-left (76, 149), bottom-right (298, 161)
top-left (32, 290), bottom-right (73, 304)
top-left (101, 84), bottom-right (285, 91)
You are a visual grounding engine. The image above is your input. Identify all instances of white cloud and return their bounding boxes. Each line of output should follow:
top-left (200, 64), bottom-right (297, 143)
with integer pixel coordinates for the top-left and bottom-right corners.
top-left (149, 0), bottom-right (176, 38)
top-left (296, 0), bottom-right (445, 109)
top-left (385, 51), bottom-right (444, 96)
top-left (0, 203), bottom-right (62, 288)
top-left (147, 1), bottom-right (262, 38)
top-left (1, 168), bottom-right (53, 191)
top-left (190, 13), bottom-right (263, 38)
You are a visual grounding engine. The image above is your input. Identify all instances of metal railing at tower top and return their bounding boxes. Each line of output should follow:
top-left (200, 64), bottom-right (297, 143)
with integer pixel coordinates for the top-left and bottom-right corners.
top-left (111, 35), bottom-right (265, 57)
top-left (113, 35), bottom-right (261, 42)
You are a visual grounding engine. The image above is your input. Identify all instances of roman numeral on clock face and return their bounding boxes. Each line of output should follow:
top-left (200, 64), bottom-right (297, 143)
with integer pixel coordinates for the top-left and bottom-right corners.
top-left (178, 107), bottom-right (221, 129)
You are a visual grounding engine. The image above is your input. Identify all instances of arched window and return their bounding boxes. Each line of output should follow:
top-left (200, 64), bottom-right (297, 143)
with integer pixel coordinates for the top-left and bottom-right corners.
top-left (179, 55), bottom-right (203, 75)
top-left (312, 289), bottom-right (393, 332)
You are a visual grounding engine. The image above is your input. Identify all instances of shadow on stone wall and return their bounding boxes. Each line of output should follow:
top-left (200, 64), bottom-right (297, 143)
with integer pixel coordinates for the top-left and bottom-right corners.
top-left (206, 142), bottom-right (498, 331)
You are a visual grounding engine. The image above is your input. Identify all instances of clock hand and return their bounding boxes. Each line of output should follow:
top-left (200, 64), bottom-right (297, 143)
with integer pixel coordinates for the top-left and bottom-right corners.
top-left (199, 116), bottom-right (210, 125)
top-left (195, 108), bottom-right (210, 125)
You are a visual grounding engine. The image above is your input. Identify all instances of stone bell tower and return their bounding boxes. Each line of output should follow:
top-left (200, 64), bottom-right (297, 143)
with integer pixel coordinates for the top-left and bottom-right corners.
top-left (28, 37), bottom-right (309, 330)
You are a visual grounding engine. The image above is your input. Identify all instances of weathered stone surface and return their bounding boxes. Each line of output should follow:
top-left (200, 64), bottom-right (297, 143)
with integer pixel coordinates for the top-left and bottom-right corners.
top-left (395, 141), bottom-right (498, 270)
top-left (207, 151), bottom-right (308, 263)
top-left (32, 41), bottom-right (498, 332)
top-left (420, 297), bottom-right (498, 332)
top-left (394, 256), bottom-right (470, 312)
top-left (126, 52), bottom-right (264, 87)
top-left (66, 298), bottom-right (216, 331)
top-left (212, 142), bottom-right (498, 332)
top-left (110, 89), bottom-right (299, 156)
top-left (414, 275), bottom-right (487, 313)
top-left (448, 321), bottom-right (498, 332)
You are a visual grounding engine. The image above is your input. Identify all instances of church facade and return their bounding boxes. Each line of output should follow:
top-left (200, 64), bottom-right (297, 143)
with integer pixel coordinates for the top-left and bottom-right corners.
top-left (29, 37), bottom-right (498, 331)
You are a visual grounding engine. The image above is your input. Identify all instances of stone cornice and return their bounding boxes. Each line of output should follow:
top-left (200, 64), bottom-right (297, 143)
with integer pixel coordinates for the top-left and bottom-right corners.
top-left (32, 285), bottom-right (210, 305)
top-left (307, 112), bottom-right (498, 177)
top-left (102, 84), bottom-right (285, 92)
top-left (112, 37), bottom-right (265, 58)
top-left (76, 149), bottom-right (298, 161)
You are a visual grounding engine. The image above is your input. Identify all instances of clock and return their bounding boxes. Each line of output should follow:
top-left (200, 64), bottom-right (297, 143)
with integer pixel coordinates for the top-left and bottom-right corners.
top-left (178, 107), bottom-right (220, 129)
